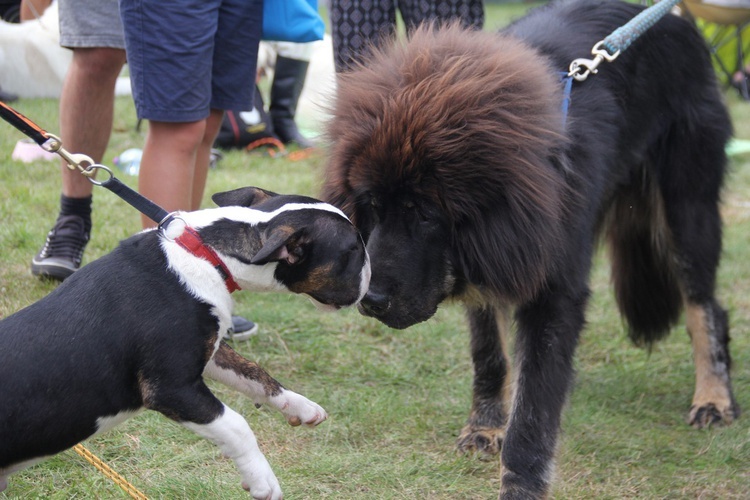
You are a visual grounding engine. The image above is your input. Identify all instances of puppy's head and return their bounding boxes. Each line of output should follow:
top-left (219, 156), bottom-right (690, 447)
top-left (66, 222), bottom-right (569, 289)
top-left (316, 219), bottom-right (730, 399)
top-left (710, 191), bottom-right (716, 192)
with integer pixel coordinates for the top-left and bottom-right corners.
top-left (203, 187), bottom-right (370, 310)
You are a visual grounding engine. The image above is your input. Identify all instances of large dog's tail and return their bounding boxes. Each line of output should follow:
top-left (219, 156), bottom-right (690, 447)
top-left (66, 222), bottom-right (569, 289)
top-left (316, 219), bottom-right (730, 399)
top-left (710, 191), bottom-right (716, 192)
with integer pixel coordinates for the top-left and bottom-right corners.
top-left (605, 171), bottom-right (682, 347)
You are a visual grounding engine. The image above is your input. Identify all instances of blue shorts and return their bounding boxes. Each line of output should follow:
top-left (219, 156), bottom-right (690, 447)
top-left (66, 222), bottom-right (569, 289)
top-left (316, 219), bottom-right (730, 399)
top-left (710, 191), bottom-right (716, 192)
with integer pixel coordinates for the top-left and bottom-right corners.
top-left (119, 0), bottom-right (263, 122)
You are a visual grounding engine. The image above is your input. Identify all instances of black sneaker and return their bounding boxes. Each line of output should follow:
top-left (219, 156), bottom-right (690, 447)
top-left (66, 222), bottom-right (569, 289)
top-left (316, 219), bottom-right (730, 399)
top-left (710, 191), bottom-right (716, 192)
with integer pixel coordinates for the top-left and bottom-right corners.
top-left (223, 315), bottom-right (259, 341)
top-left (31, 215), bottom-right (90, 281)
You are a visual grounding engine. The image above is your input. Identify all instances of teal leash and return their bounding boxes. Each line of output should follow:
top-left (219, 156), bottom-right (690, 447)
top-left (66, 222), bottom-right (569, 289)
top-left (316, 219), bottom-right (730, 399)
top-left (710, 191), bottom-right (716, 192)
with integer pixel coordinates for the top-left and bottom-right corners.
top-left (568, 0), bottom-right (682, 81)
top-left (604, 0), bottom-right (682, 53)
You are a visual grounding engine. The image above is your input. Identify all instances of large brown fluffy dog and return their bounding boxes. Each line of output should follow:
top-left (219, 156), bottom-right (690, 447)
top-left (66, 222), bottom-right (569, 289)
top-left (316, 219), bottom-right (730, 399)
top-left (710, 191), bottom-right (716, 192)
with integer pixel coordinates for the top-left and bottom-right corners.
top-left (322, 0), bottom-right (738, 497)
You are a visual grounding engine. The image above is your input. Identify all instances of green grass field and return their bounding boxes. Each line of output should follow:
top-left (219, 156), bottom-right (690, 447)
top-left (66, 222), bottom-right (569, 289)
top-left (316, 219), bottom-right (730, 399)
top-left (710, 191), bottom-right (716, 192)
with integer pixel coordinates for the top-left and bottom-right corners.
top-left (2, 3), bottom-right (750, 498)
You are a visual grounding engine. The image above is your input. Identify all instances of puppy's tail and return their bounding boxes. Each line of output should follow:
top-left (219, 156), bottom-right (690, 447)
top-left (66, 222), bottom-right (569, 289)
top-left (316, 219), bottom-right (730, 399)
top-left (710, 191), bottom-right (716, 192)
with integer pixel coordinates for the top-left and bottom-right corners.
top-left (605, 171), bottom-right (682, 347)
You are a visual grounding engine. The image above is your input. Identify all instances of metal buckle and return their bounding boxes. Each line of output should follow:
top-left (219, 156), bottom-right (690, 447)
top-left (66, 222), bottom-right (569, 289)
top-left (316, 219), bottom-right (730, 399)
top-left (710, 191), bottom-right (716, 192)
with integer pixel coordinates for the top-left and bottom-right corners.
top-left (568, 41), bottom-right (621, 82)
top-left (42, 133), bottom-right (97, 177)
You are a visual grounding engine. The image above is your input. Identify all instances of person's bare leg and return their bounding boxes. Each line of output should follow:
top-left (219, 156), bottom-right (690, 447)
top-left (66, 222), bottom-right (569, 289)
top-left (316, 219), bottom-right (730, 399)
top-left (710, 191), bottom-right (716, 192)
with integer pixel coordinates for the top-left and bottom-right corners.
top-left (31, 47), bottom-right (127, 281)
top-left (191, 108), bottom-right (225, 211)
top-left (60, 47), bottom-right (126, 197)
top-left (138, 119), bottom-right (207, 228)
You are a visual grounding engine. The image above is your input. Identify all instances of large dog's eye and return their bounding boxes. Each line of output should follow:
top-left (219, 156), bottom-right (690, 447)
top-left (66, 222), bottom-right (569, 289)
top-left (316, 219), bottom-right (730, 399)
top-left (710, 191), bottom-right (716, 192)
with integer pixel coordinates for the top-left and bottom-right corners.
top-left (403, 200), bottom-right (430, 224)
top-left (289, 244), bottom-right (306, 264)
top-left (368, 195), bottom-right (381, 223)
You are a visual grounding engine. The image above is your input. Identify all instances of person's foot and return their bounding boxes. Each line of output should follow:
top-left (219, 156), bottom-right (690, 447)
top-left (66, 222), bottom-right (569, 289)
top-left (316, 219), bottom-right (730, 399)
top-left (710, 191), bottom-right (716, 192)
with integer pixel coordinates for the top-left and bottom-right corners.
top-left (31, 215), bottom-right (90, 281)
top-left (223, 315), bottom-right (259, 341)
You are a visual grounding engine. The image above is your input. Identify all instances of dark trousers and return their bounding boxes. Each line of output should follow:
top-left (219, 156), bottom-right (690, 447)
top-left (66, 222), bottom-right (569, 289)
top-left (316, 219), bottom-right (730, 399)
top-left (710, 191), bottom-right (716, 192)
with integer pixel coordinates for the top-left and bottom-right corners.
top-left (330, 0), bottom-right (484, 72)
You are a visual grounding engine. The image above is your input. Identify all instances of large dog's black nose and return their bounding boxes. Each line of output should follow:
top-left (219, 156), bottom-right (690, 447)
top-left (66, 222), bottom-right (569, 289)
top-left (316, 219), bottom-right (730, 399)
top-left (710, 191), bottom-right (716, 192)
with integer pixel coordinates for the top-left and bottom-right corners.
top-left (359, 290), bottom-right (390, 318)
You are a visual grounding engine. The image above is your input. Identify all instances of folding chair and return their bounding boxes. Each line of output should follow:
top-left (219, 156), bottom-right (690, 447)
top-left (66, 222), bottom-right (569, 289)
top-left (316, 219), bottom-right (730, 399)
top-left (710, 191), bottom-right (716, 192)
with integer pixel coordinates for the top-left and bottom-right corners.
top-left (680, 0), bottom-right (750, 99)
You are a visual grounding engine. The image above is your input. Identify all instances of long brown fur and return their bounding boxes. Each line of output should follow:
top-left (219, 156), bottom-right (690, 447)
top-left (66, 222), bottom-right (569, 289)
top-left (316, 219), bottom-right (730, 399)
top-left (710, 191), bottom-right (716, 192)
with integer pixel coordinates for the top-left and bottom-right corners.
top-left (325, 24), bottom-right (570, 302)
top-left (322, 0), bottom-right (737, 496)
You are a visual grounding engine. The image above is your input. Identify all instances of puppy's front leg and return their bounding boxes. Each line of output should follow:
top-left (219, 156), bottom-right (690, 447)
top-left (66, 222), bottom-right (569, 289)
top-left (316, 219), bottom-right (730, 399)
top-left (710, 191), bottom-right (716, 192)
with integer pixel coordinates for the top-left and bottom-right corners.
top-left (146, 379), bottom-right (280, 499)
top-left (182, 404), bottom-right (281, 500)
top-left (205, 342), bottom-right (327, 427)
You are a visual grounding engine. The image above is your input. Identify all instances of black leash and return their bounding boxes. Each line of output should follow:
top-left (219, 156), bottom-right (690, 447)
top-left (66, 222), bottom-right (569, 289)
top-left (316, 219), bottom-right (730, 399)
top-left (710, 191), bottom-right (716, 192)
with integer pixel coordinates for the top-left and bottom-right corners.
top-left (0, 100), bottom-right (171, 225)
top-left (98, 175), bottom-right (172, 226)
top-left (0, 100), bottom-right (246, 291)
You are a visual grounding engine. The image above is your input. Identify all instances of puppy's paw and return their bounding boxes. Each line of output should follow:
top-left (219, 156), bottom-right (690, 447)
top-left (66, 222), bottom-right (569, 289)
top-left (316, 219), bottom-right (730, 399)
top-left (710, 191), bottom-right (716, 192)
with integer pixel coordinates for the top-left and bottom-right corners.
top-left (270, 389), bottom-right (328, 427)
top-left (240, 458), bottom-right (282, 500)
top-left (456, 424), bottom-right (504, 459)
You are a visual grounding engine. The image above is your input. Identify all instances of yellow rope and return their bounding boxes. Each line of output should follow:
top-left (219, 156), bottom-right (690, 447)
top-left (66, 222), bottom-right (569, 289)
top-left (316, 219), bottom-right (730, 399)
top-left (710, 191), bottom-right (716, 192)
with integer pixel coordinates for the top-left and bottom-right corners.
top-left (72, 444), bottom-right (149, 500)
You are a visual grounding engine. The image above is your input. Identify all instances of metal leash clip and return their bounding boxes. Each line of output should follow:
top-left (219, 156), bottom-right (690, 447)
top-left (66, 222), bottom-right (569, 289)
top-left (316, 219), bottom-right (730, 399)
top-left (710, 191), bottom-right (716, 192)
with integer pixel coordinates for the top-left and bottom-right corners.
top-left (158, 213), bottom-right (186, 241)
top-left (40, 133), bottom-right (98, 178)
top-left (568, 41), bottom-right (621, 82)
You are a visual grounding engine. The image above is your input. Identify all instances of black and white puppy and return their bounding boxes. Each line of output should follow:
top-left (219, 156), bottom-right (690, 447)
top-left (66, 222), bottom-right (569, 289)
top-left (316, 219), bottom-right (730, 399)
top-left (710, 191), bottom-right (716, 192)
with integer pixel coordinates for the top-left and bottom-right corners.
top-left (0, 187), bottom-right (371, 500)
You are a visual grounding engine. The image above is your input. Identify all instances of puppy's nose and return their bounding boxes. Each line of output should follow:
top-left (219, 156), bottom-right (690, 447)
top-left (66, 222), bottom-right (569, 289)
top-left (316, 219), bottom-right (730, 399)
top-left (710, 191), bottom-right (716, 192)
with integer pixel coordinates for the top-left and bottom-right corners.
top-left (359, 290), bottom-right (390, 318)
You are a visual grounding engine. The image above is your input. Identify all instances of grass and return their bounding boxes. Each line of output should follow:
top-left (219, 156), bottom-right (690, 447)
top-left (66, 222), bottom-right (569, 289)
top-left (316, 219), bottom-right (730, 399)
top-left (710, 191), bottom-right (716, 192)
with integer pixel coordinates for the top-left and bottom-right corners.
top-left (2, 3), bottom-right (750, 499)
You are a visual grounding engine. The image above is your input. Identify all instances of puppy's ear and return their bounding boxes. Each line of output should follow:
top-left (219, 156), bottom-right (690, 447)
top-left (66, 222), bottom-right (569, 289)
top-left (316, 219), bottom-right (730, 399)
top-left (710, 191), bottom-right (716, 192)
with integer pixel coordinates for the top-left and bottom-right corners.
top-left (212, 187), bottom-right (278, 207)
top-left (251, 228), bottom-right (305, 265)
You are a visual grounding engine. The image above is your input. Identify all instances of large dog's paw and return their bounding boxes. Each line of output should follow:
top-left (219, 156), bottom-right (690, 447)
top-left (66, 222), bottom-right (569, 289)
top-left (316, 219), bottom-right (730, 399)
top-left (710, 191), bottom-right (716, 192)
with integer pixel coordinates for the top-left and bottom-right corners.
top-left (688, 401), bottom-right (740, 429)
top-left (239, 454), bottom-right (282, 500)
top-left (269, 389), bottom-right (327, 427)
top-left (499, 470), bottom-right (548, 500)
top-left (456, 424), bottom-right (504, 459)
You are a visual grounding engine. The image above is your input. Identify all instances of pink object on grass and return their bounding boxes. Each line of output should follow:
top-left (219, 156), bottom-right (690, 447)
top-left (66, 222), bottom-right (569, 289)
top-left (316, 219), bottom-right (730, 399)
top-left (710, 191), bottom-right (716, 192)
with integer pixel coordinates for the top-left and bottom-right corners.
top-left (11, 139), bottom-right (58, 163)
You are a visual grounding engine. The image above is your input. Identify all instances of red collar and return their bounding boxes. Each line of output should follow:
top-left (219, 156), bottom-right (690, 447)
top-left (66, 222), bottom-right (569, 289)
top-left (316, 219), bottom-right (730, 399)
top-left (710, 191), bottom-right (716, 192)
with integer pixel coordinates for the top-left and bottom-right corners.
top-left (174, 226), bottom-right (241, 293)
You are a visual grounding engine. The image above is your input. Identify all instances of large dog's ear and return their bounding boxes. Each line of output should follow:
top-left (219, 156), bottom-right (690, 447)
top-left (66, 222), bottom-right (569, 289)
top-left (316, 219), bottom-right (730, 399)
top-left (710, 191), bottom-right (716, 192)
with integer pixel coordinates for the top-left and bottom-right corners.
top-left (212, 187), bottom-right (278, 207)
top-left (251, 227), bottom-right (304, 265)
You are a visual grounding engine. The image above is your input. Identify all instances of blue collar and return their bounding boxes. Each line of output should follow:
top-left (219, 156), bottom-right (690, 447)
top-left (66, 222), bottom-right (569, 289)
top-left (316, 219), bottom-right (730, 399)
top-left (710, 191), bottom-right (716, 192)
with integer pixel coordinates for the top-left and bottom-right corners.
top-left (559, 72), bottom-right (574, 126)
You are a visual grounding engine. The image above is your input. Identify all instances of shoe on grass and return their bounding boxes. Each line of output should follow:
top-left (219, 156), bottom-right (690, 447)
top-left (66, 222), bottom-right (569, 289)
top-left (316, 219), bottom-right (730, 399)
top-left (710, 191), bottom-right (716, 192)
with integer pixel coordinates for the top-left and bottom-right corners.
top-left (224, 315), bottom-right (259, 341)
top-left (31, 215), bottom-right (90, 281)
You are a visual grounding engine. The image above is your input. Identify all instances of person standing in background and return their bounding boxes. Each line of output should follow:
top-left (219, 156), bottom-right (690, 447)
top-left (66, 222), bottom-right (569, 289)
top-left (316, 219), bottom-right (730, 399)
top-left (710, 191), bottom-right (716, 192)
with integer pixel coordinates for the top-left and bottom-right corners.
top-left (267, 41), bottom-right (317, 149)
top-left (118, 0), bottom-right (263, 339)
top-left (31, 0), bottom-right (127, 281)
top-left (120, 0), bottom-right (263, 340)
top-left (118, 0), bottom-right (263, 229)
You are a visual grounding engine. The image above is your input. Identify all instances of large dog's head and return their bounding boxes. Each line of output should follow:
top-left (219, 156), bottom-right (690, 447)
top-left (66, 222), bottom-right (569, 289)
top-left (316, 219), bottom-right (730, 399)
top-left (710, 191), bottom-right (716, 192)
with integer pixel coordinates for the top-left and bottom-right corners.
top-left (322, 24), bottom-right (569, 328)
top-left (169, 187), bottom-right (370, 310)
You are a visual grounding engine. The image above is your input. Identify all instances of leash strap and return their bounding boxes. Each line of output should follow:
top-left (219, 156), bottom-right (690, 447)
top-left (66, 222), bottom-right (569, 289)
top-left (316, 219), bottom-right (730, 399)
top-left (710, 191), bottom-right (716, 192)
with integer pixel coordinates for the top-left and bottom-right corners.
top-left (99, 176), bottom-right (170, 225)
top-left (175, 226), bottom-right (241, 293)
top-left (568, 0), bottom-right (682, 81)
top-left (603, 0), bottom-right (681, 54)
top-left (0, 100), bottom-right (51, 146)
top-left (1, 100), bottom-right (170, 225)
top-left (73, 444), bottom-right (149, 500)
top-left (1, 99), bottom-right (240, 292)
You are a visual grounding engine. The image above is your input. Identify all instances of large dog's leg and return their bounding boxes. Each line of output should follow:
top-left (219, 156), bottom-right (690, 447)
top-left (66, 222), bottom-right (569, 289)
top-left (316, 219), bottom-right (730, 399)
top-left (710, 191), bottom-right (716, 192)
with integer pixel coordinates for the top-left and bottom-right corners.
top-left (500, 291), bottom-right (585, 499)
top-left (205, 341), bottom-right (327, 427)
top-left (656, 115), bottom-right (738, 427)
top-left (457, 304), bottom-right (512, 457)
top-left (145, 379), bottom-right (281, 499)
top-left (685, 300), bottom-right (737, 427)
top-left (666, 200), bottom-right (738, 427)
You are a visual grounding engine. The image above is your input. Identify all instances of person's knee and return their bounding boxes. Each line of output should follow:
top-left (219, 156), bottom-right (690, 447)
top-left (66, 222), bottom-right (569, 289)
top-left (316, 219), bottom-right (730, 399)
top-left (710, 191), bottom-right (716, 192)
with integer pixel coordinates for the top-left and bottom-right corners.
top-left (149, 120), bottom-right (208, 151)
top-left (203, 109), bottom-right (225, 144)
top-left (72, 48), bottom-right (127, 80)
